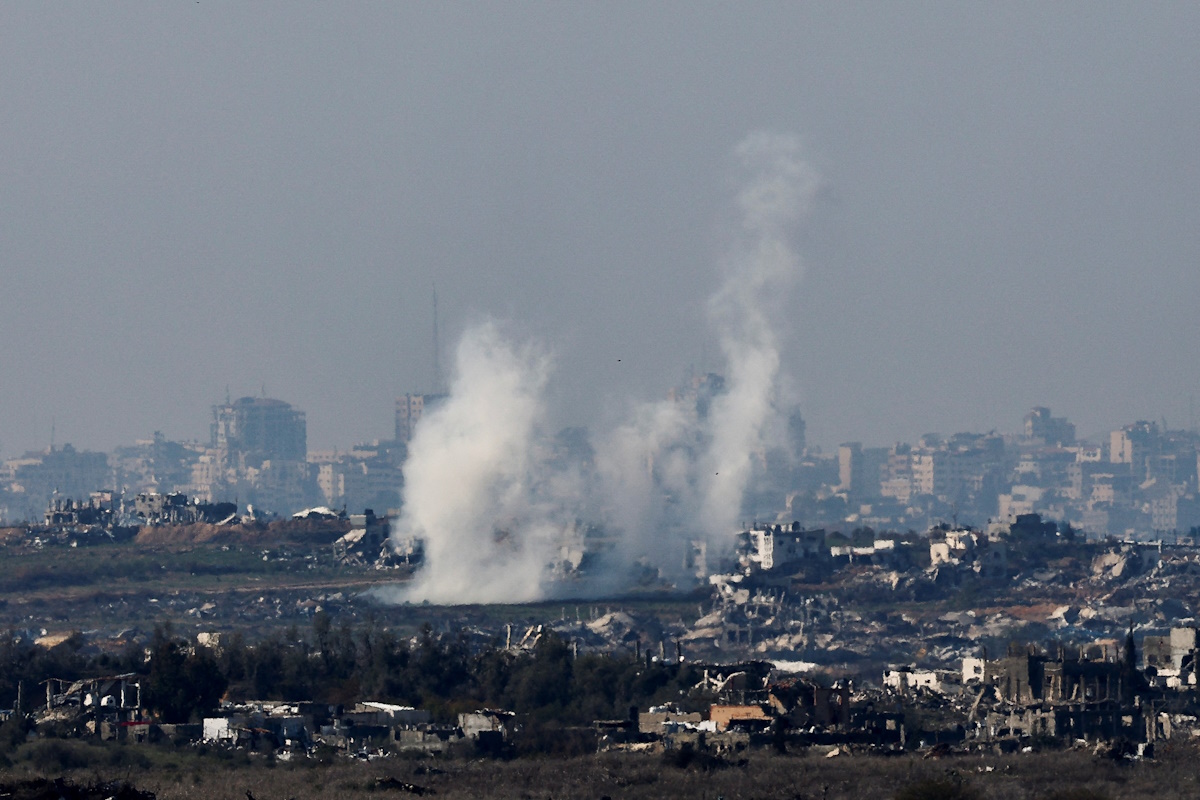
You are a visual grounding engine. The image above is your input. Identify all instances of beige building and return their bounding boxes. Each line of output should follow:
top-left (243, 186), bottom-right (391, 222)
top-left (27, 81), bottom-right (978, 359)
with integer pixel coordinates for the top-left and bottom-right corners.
top-left (738, 523), bottom-right (826, 572)
top-left (395, 393), bottom-right (448, 443)
top-left (1110, 421), bottom-right (1160, 477)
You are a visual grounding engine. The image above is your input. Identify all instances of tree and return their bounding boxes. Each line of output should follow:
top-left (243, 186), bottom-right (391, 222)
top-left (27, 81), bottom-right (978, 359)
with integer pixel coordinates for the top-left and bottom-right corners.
top-left (146, 631), bottom-right (227, 723)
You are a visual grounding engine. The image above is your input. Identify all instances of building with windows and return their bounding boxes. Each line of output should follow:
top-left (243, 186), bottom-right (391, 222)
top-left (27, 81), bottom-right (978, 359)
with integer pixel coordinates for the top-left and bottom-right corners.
top-left (192, 396), bottom-right (313, 514)
top-left (395, 393), bottom-right (448, 443)
top-left (212, 397), bottom-right (307, 467)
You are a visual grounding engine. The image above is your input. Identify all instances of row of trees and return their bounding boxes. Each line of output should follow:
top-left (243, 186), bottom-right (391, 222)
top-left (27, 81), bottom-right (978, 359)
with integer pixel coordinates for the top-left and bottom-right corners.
top-left (0, 616), bottom-right (706, 726)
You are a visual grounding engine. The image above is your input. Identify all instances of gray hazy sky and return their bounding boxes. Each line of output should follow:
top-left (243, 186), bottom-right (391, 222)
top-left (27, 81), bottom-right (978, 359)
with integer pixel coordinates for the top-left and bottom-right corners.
top-left (2, 3), bottom-right (1198, 456)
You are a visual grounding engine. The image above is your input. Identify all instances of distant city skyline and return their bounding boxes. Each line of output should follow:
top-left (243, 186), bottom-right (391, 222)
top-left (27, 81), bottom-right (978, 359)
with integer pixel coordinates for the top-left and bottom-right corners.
top-left (5, 394), bottom-right (1198, 541)
top-left (2, 387), bottom-right (1196, 459)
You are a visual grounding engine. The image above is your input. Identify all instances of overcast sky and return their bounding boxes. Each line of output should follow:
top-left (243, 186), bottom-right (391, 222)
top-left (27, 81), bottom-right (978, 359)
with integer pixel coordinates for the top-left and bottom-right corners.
top-left (1, 3), bottom-right (1198, 456)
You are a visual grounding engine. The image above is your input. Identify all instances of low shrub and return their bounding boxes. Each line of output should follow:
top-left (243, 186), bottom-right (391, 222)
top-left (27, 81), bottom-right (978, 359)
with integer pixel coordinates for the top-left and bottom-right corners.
top-left (894, 776), bottom-right (981, 800)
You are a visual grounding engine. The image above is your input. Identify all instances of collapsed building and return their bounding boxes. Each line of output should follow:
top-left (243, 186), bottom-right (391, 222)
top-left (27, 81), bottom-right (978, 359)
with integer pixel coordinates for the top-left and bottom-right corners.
top-left (601, 660), bottom-right (855, 753)
top-left (44, 493), bottom-right (115, 528)
top-left (21, 490), bottom-right (238, 547)
top-left (966, 640), bottom-right (1159, 744)
top-left (40, 675), bottom-right (145, 740)
top-left (132, 492), bottom-right (238, 526)
top-left (735, 523), bottom-right (828, 580)
top-left (333, 510), bottom-right (424, 568)
top-left (37, 491), bottom-right (137, 544)
top-left (1142, 626), bottom-right (1199, 688)
top-left (928, 526), bottom-right (1008, 579)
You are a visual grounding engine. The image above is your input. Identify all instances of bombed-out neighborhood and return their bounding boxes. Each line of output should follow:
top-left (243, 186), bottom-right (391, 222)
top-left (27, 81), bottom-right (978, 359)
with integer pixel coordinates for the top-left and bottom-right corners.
top-left (7, 5), bottom-right (1200, 795)
top-left (4, 392), bottom-right (1200, 792)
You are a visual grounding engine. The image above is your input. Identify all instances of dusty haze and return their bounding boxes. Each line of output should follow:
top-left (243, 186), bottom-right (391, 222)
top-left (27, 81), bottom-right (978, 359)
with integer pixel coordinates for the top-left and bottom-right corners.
top-left (1, 4), bottom-right (1198, 456)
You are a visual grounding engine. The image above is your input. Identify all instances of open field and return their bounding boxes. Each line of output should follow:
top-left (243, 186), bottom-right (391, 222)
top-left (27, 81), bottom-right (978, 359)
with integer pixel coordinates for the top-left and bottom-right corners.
top-left (0, 538), bottom-right (412, 635)
top-left (0, 536), bottom-right (712, 647)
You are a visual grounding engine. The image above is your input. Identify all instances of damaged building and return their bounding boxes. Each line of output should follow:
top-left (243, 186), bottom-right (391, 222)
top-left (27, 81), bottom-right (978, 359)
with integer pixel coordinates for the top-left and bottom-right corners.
top-left (928, 526), bottom-right (1008, 579)
top-left (332, 510), bottom-right (423, 568)
top-left (737, 523), bottom-right (827, 575)
top-left (967, 640), bottom-right (1157, 744)
top-left (1143, 626), bottom-right (1199, 688)
top-left (133, 492), bottom-right (238, 526)
top-left (40, 675), bottom-right (145, 740)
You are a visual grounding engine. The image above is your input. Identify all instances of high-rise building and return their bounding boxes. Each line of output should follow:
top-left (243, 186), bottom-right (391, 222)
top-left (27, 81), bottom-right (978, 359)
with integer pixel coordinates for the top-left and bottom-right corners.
top-left (787, 410), bottom-right (807, 455)
top-left (199, 397), bottom-right (312, 514)
top-left (838, 442), bottom-right (863, 495)
top-left (211, 397), bottom-right (306, 467)
top-left (667, 372), bottom-right (726, 420)
top-left (881, 443), bottom-right (914, 504)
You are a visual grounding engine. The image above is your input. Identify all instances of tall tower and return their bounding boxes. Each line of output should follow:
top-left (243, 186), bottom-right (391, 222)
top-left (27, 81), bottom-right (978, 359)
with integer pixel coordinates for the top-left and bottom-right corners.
top-left (432, 287), bottom-right (445, 395)
top-left (394, 291), bottom-right (450, 444)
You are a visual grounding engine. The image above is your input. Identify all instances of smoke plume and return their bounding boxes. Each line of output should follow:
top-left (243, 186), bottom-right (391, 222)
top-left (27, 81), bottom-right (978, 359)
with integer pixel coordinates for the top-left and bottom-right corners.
top-left (698, 131), bottom-right (818, 540)
top-left (387, 132), bottom-right (819, 604)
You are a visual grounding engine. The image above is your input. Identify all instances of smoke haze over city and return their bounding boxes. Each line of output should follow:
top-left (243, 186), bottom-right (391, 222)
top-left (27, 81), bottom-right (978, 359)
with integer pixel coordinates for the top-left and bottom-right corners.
top-left (2, 4), bottom-right (1199, 458)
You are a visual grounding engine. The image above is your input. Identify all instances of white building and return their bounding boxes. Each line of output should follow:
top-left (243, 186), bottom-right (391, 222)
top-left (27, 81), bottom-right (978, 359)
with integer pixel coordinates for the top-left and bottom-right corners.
top-left (738, 523), bottom-right (826, 572)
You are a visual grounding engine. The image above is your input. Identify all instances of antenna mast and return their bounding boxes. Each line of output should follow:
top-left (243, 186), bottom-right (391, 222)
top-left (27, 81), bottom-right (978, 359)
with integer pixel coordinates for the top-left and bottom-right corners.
top-left (432, 286), bottom-right (444, 394)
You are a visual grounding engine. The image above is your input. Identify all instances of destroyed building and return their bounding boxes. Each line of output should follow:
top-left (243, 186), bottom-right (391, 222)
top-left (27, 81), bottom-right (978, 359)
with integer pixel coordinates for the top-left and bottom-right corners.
top-left (985, 645), bottom-right (1135, 705)
top-left (767, 677), bottom-right (851, 729)
top-left (40, 675), bottom-right (144, 740)
top-left (966, 639), bottom-right (1157, 744)
top-left (1, 444), bottom-right (112, 524)
top-left (1143, 626), bottom-right (1199, 688)
top-left (735, 522), bottom-right (827, 581)
top-left (333, 509), bottom-right (421, 568)
top-left (44, 492), bottom-right (115, 528)
top-left (132, 492), bottom-right (238, 526)
top-left (928, 526), bottom-right (1008, 579)
top-left (31, 492), bottom-right (137, 545)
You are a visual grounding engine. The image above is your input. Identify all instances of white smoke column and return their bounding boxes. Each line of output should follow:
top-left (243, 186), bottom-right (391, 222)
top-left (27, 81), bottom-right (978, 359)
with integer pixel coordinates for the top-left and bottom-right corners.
top-left (593, 398), bottom-right (694, 573)
top-left (594, 132), bottom-right (818, 569)
top-left (386, 131), bottom-right (819, 604)
top-left (698, 132), bottom-right (819, 540)
top-left (392, 322), bottom-right (556, 604)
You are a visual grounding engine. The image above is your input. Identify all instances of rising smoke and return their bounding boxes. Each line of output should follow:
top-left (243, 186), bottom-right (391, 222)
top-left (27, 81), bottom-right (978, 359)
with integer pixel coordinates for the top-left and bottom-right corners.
top-left (387, 132), bottom-right (820, 604)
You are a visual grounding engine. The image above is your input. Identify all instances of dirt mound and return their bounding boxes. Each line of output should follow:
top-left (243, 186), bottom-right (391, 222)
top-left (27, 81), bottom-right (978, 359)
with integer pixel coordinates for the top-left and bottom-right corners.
top-left (0, 527), bottom-right (27, 544)
top-left (134, 522), bottom-right (265, 545)
top-left (134, 517), bottom-right (351, 546)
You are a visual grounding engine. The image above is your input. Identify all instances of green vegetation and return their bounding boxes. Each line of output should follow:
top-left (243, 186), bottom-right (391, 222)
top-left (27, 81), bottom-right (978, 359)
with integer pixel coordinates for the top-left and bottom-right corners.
top-left (145, 630), bottom-right (227, 724)
top-left (894, 777), bottom-right (980, 800)
top-left (0, 541), bottom-right (324, 595)
top-left (221, 617), bottom-right (704, 725)
top-left (2, 617), bottom-right (704, 728)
